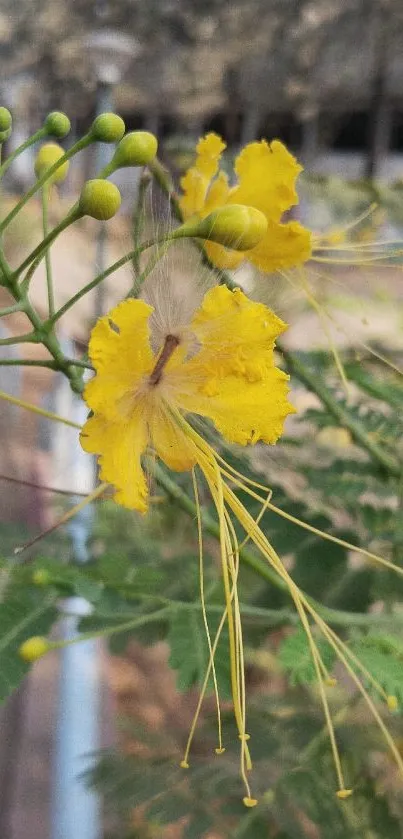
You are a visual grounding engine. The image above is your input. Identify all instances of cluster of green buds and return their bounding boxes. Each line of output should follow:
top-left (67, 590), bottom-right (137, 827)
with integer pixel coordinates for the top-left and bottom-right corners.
top-left (0, 107), bottom-right (269, 399)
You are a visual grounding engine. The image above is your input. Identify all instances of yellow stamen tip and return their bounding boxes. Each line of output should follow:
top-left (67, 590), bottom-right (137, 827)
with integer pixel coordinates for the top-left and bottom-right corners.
top-left (325, 677), bottom-right (337, 687)
top-left (215, 747), bottom-right (226, 755)
top-left (387, 695), bottom-right (399, 712)
top-left (180, 760), bottom-right (189, 769)
top-left (243, 797), bottom-right (258, 808)
top-left (336, 789), bottom-right (353, 800)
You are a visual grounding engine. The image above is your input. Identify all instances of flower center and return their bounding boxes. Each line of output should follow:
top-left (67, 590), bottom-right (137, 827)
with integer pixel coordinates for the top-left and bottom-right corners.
top-left (149, 334), bottom-right (180, 387)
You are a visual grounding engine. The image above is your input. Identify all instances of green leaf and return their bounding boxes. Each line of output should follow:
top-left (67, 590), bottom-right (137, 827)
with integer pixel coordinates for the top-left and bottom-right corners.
top-left (350, 636), bottom-right (403, 703)
top-left (0, 587), bottom-right (57, 702)
top-left (278, 628), bottom-right (336, 686)
top-left (167, 606), bottom-right (231, 696)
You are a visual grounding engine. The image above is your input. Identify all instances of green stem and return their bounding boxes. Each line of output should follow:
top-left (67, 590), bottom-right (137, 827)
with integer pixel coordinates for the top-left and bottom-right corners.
top-left (0, 332), bottom-right (37, 346)
top-left (0, 358), bottom-right (57, 368)
top-left (280, 346), bottom-right (400, 477)
top-left (153, 462), bottom-right (403, 630)
top-left (0, 302), bottom-right (25, 316)
top-left (0, 134), bottom-right (92, 234)
top-left (148, 157), bottom-right (182, 218)
top-left (49, 235), bottom-right (178, 325)
top-left (51, 607), bottom-right (170, 649)
top-left (0, 127), bottom-right (47, 179)
top-left (131, 168), bottom-right (151, 278)
top-left (41, 184), bottom-right (54, 317)
top-left (16, 206), bottom-right (80, 282)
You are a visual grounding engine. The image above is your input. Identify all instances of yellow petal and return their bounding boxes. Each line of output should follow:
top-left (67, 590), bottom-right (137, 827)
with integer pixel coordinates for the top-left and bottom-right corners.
top-left (179, 133), bottom-right (226, 218)
top-left (248, 219), bottom-right (312, 273)
top-left (180, 366), bottom-right (294, 446)
top-left (80, 412), bottom-right (149, 512)
top-left (194, 133), bottom-right (226, 179)
top-left (84, 299), bottom-right (155, 422)
top-left (149, 403), bottom-right (197, 471)
top-left (204, 240), bottom-right (244, 270)
top-left (190, 285), bottom-right (287, 365)
top-left (169, 286), bottom-right (294, 446)
top-left (231, 139), bottom-right (303, 222)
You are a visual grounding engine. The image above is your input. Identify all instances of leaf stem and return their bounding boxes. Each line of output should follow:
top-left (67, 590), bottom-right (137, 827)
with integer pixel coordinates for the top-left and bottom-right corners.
top-left (0, 135), bottom-right (92, 234)
top-left (0, 127), bottom-right (48, 179)
top-left (280, 346), bottom-right (400, 478)
top-left (41, 184), bottom-right (54, 317)
top-left (153, 463), bottom-right (403, 629)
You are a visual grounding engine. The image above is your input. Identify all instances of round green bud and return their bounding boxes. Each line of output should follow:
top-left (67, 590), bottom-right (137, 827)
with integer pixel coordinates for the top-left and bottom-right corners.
top-left (19, 636), bottom-right (50, 662)
top-left (112, 131), bottom-right (158, 168)
top-left (32, 568), bottom-right (51, 586)
top-left (44, 111), bottom-right (71, 139)
top-left (0, 107), bottom-right (12, 132)
top-left (0, 127), bottom-right (12, 143)
top-left (34, 143), bottom-right (69, 183)
top-left (79, 179), bottom-right (121, 220)
top-left (91, 113), bottom-right (125, 143)
top-left (194, 204), bottom-right (268, 251)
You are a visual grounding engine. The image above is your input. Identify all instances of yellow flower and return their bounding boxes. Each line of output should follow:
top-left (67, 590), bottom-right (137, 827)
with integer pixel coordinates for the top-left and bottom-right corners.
top-left (81, 283), bottom-right (293, 803)
top-left (179, 133), bottom-right (312, 272)
top-left (80, 284), bottom-right (293, 512)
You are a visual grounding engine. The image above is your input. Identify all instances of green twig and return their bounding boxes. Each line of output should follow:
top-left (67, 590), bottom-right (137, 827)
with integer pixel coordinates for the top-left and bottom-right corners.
top-left (280, 346), bottom-right (400, 478)
top-left (0, 127), bottom-right (47, 179)
top-left (49, 234), bottom-right (179, 325)
top-left (152, 462), bottom-right (402, 630)
top-left (131, 168), bottom-right (151, 278)
top-left (41, 184), bottom-right (54, 317)
top-left (0, 135), bottom-right (92, 234)
top-left (0, 358), bottom-right (57, 368)
top-left (0, 332), bottom-right (37, 346)
top-left (0, 302), bottom-right (25, 317)
top-left (17, 206), bottom-right (80, 283)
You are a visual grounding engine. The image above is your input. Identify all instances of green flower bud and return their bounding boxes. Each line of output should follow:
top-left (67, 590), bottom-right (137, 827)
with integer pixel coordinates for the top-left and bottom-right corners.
top-left (0, 107), bottom-right (12, 133)
top-left (91, 113), bottom-right (125, 143)
top-left (44, 111), bottom-right (71, 139)
top-left (188, 205), bottom-right (268, 251)
top-left (19, 636), bottom-right (50, 662)
top-left (111, 131), bottom-right (158, 168)
top-left (79, 179), bottom-right (121, 220)
top-left (34, 142), bottom-right (69, 183)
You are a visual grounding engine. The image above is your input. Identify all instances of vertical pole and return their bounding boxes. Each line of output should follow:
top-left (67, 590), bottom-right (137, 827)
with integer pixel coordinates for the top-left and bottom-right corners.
top-left (51, 360), bottom-right (101, 839)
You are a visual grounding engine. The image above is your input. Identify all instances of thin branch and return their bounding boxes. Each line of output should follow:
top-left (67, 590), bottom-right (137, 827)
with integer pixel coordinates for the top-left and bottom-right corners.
top-left (0, 472), bottom-right (90, 498)
top-left (280, 346), bottom-right (400, 478)
top-left (0, 358), bottom-right (57, 368)
top-left (152, 462), bottom-right (402, 629)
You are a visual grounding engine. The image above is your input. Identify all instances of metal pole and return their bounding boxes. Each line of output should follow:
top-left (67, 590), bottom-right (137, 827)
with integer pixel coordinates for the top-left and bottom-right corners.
top-left (51, 355), bottom-right (101, 839)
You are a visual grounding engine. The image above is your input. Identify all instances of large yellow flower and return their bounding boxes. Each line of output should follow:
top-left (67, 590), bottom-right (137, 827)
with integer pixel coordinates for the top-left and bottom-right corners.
top-left (80, 285), bottom-right (293, 512)
top-left (179, 133), bottom-right (312, 272)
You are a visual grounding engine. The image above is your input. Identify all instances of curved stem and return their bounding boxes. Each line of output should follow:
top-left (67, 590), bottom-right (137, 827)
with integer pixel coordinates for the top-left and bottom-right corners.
top-left (17, 206), bottom-right (80, 282)
top-left (153, 462), bottom-right (402, 629)
top-left (280, 346), bottom-right (400, 477)
top-left (0, 302), bottom-right (25, 317)
top-left (49, 235), bottom-right (177, 325)
top-left (0, 127), bottom-right (47, 179)
top-left (41, 184), bottom-right (54, 316)
top-left (0, 134), bottom-right (91, 234)
top-left (0, 332), bottom-right (37, 346)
